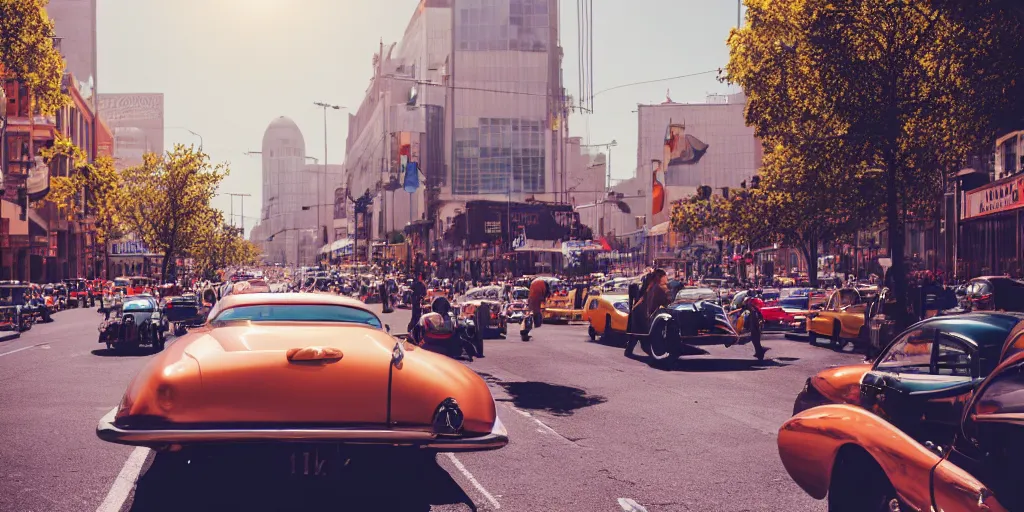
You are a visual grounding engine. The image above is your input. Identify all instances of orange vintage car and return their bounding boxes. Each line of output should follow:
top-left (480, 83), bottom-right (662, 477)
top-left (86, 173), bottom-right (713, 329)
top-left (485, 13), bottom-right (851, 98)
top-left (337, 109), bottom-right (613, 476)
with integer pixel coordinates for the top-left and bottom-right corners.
top-left (778, 349), bottom-right (1024, 512)
top-left (807, 287), bottom-right (876, 350)
top-left (96, 293), bottom-right (508, 459)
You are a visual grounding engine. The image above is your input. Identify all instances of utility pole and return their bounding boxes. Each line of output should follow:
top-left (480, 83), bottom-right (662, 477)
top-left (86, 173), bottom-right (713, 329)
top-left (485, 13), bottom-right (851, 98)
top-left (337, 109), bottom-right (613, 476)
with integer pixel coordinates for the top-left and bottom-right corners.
top-left (225, 193), bottom-right (252, 233)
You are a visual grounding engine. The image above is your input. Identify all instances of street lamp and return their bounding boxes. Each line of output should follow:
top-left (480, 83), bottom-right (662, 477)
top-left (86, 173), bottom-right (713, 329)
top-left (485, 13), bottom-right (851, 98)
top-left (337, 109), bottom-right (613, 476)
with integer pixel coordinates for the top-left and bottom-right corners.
top-left (313, 102), bottom-right (346, 254)
top-left (166, 126), bottom-right (203, 150)
top-left (266, 227), bottom-right (315, 267)
top-left (581, 140), bottom-right (617, 189)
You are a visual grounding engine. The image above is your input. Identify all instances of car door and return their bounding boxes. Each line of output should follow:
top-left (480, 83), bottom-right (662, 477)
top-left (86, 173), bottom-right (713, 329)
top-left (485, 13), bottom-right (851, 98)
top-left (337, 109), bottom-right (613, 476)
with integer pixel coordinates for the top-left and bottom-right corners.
top-left (932, 359), bottom-right (1024, 512)
top-left (862, 328), bottom-right (980, 438)
top-left (809, 291), bottom-right (837, 336)
top-left (591, 299), bottom-right (607, 332)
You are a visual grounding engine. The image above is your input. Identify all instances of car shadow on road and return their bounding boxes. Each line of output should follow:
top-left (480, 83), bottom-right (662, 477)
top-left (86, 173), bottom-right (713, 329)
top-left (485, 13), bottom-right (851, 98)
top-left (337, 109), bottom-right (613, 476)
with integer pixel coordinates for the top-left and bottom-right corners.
top-left (90, 347), bottom-right (159, 357)
top-left (657, 356), bottom-right (791, 372)
top-left (497, 381), bottom-right (607, 416)
top-left (129, 451), bottom-right (477, 512)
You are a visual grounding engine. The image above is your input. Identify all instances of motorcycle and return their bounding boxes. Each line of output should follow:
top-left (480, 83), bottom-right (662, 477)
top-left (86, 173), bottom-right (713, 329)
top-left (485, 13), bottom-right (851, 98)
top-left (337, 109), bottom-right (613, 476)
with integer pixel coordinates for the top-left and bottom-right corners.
top-left (503, 301), bottom-right (533, 341)
top-left (411, 296), bottom-right (479, 361)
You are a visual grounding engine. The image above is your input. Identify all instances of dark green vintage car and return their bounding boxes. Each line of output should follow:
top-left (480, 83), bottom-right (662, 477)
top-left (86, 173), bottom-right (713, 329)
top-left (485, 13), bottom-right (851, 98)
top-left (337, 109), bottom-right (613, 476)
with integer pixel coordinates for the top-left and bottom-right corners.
top-left (794, 312), bottom-right (1024, 444)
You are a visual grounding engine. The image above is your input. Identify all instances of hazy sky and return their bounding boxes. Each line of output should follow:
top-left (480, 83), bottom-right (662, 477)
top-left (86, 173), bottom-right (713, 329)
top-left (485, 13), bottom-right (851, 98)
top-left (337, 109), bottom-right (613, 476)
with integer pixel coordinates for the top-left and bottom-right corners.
top-left (97, 0), bottom-right (741, 236)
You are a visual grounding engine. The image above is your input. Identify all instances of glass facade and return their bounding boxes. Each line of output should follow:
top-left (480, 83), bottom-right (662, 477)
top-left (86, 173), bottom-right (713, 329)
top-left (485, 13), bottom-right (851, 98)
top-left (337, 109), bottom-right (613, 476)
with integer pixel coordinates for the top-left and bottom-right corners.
top-left (455, 0), bottom-right (549, 52)
top-left (454, 118), bottom-right (545, 194)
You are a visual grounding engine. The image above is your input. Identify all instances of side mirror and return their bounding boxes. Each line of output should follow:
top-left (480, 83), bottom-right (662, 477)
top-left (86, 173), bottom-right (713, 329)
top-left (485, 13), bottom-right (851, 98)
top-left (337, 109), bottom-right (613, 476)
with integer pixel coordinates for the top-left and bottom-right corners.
top-left (385, 324), bottom-right (391, 333)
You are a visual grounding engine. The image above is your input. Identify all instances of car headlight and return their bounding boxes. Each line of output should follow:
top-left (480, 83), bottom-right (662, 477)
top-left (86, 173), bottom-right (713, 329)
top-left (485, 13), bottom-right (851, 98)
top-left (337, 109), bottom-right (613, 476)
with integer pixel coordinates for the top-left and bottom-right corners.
top-left (432, 397), bottom-right (464, 435)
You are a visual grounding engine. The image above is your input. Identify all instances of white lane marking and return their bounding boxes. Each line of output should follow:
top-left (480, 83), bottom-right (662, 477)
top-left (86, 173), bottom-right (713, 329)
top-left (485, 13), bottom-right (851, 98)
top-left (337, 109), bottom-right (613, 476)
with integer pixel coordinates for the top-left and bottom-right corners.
top-left (95, 447), bottom-right (150, 512)
top-left (0, 342), bottom-right (50, 358)
top-left (618, 498), bottom-right (649, 511)
top-left (504, 403), bottom-right (570, 441)
top-left (444, 453), bottom-right (501, 510)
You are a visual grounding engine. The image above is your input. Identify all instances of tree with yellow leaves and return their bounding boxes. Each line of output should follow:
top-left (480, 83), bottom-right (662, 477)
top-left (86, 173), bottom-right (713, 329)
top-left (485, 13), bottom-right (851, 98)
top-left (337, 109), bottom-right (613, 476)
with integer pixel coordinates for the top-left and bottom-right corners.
top-left (726, 0), bottom-right (1021, 308)
top-left (120, 145), bottom-right (228, 282)
top-left (190, 222), bottom-right (261, 281)
top-left (0, 0), bottom-right (66, 115)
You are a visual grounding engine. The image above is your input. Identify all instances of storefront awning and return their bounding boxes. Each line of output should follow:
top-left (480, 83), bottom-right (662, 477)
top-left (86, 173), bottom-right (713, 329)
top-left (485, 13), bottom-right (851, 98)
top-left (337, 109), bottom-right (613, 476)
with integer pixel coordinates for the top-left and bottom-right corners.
top-left (649, 221), bottom-right (670, 236)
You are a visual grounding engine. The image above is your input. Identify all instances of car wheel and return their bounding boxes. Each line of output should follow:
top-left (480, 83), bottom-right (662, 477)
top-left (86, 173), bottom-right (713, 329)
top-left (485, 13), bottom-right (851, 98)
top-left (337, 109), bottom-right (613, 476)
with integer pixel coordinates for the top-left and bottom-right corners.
top-left (827, 447), bottom-right (901, 512)
top-left (588, 325), bottom-right (597, 341)
top-left (648, 320), bottom-right (681, 369)
top-left (831, 322), bottom-right (845, 351)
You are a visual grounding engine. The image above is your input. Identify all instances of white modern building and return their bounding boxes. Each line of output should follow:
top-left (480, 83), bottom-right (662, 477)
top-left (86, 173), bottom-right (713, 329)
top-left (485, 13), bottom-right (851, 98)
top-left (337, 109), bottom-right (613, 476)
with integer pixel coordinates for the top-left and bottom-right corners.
top-left (250, 117), bottom-right (344, 265)
top-left (343, 0), bottom-right (566, 254)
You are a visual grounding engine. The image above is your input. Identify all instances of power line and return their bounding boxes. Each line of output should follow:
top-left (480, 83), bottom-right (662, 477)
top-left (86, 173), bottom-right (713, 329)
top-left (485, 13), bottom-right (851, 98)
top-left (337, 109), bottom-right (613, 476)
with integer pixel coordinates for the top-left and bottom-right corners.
top-left (591, 69), bottom-right (722, 99)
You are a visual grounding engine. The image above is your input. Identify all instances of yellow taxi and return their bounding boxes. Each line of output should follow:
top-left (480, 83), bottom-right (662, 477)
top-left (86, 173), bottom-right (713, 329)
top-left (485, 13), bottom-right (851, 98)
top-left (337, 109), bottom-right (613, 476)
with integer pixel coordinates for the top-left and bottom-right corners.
top-left (582, 294), bottom-right (630, 341)
top-left (807, 287), bottom-right (876, 349)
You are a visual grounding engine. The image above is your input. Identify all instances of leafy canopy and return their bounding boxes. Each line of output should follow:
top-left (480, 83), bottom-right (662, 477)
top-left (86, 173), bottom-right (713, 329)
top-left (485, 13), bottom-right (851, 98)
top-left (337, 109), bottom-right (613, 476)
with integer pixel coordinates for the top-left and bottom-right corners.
top-left (0, 0), bottom-right (66, 115)
top-left (121, 145), bottom-right (229, 281)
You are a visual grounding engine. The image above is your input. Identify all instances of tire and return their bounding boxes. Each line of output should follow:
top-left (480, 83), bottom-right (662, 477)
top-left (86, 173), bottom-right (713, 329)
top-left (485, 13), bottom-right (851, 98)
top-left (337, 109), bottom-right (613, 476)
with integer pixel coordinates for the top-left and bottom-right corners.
top-left (827, 447), bottom-right (901, 512)
top-left (588, 325), bottom-right (597, 341)
top-left (808, 327), bottom-right (819, 346)
top-left (648, 319), bottom-right (681, 369)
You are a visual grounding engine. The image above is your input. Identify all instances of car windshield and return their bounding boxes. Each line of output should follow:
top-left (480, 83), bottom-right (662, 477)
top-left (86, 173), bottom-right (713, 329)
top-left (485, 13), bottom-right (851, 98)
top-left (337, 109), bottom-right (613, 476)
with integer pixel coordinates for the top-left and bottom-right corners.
top-left (113, 279), bottom-right (130, 287)
top-left (677, 289), bottom-right (718, 303)
top-left (123, 300), bottom-right (153, 312)
top-left (511, 289), bottom-right (529, 300)
top-left (211, 304), bottom-right (382, 328)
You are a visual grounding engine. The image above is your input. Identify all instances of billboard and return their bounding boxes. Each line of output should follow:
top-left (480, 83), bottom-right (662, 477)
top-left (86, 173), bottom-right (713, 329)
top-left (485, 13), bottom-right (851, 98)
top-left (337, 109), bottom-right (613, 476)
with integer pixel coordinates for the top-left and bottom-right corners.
top-left (97, 93), bottom-right (164, 168)
top-left (965, 175), bottom-right (1024, 219)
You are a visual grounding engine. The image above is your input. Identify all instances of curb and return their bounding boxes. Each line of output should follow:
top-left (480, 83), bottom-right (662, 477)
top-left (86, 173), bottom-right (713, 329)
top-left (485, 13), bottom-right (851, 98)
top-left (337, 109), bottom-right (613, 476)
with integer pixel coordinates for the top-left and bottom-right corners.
top-left (0, 332), bottom-right (21, 342)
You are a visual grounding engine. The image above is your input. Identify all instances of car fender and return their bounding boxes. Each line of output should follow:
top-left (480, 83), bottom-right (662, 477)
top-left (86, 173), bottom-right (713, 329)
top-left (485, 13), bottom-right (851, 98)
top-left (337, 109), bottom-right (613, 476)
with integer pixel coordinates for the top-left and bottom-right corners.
top-left (778, 404), bottom-right (938, 509)
top-left (649, 311), bottom-right (675, 335)
top-left (808, 364), bottom-right (871, 406)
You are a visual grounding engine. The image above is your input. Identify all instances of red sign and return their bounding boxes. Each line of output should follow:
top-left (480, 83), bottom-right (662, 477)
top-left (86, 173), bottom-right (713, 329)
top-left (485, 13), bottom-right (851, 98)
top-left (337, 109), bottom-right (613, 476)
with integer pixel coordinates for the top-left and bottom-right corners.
top-left (965, 175), bottom-right (1024, 219)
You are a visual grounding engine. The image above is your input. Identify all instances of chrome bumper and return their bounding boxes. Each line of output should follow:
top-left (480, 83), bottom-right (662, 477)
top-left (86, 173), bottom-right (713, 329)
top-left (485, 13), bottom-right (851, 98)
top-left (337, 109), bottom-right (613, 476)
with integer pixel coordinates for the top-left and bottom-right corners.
top-left (96, 408), bottom-right (508, 453)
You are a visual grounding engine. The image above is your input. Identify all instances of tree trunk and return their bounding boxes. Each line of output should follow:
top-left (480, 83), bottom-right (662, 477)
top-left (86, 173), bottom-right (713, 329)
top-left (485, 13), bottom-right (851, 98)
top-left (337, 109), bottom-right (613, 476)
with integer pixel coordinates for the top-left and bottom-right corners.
top-left (885, 153), bottom-right (908, 330)
top-left (803, 235), bottom-right (820, 288)
top-left (160, 250), bottom-right (172, 283)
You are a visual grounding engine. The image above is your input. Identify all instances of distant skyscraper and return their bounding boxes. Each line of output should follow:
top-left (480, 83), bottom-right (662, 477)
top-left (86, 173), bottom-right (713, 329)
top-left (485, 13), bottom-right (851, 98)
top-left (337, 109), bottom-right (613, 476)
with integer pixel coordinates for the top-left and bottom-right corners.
top-left (97, 93), bottom-right (165, 169)
top-left (47, 0), bottom-right (98, 103)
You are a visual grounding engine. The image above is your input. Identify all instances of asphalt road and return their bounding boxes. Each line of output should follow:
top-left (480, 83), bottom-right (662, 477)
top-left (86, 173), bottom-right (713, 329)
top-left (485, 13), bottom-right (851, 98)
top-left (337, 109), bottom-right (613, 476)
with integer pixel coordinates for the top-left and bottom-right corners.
top-left (0, 302), bottom-right (865, 512)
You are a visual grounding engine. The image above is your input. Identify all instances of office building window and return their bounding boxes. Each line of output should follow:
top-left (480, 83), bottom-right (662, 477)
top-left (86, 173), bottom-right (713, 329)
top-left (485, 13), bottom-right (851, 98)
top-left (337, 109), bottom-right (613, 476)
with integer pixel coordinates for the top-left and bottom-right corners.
top-left (455, 0), bottom-right (548, 52)
top-left (453, 117), bottom-right (546, 195)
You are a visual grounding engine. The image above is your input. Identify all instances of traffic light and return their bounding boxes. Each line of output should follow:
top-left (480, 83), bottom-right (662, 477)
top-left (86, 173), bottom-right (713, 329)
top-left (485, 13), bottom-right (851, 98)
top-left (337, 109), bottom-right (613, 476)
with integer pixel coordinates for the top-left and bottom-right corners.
top-left (17, 188), bottom-right (26, 221)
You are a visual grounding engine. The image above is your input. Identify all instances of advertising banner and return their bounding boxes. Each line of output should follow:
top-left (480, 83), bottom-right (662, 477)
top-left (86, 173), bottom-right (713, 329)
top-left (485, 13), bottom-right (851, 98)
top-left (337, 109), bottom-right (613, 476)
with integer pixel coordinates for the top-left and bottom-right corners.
top-left (965, 175), bottom-right (1024, 219)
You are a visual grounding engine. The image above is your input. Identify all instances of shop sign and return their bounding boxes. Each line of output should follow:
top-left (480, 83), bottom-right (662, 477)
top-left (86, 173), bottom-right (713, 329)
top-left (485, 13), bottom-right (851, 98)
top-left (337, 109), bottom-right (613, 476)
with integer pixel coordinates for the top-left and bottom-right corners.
top-left (484, 221), bottom-right (502, 234)
top-left (110, 240), bottom-right (150, 256)
top-left (965, 175), bottom-right (1024, 218)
